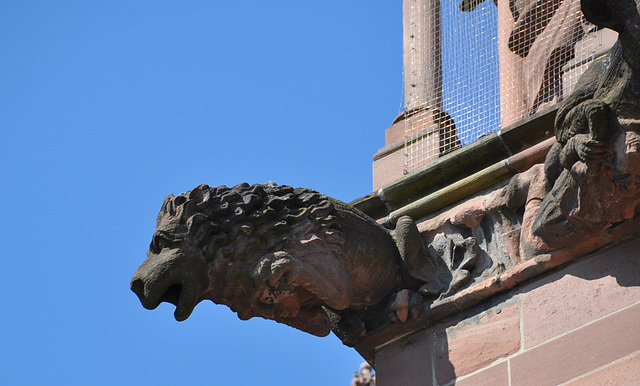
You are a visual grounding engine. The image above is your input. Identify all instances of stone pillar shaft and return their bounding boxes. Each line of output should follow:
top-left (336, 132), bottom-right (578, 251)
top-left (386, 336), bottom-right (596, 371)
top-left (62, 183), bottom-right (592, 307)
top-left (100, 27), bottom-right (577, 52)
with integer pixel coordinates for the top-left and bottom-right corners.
top-left (403, 0), bottom-right (442, 111)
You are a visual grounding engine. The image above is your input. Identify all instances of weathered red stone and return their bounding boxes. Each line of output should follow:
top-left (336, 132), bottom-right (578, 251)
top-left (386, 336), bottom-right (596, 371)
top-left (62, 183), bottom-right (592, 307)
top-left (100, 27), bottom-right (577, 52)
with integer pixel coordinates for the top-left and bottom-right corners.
top-left (456, 361), bottom-right (510, 386)
top-left (434, 299), bottom-right (521, 384)
top-left (563, 351), bottom-right (640, 385)
top-left (510, 302), bottom-right (640, 385)
top-left (376, 330), bottom-right (433, 386)
top-left (521, 238), bottom-right (640, 348)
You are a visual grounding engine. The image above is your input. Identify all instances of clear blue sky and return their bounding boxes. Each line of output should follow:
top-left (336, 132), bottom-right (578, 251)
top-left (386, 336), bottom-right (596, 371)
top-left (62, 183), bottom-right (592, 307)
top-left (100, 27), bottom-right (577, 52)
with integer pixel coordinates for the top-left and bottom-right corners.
top-left (1, 1), bottom-right (401, 385)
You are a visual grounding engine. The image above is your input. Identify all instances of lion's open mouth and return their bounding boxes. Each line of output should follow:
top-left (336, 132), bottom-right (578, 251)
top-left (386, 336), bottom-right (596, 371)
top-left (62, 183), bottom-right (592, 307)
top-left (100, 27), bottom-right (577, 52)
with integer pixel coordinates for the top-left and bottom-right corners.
top-left (158, 283), bottom-right (183, 306)
top-left (130, 278), bottom-right (197, 322)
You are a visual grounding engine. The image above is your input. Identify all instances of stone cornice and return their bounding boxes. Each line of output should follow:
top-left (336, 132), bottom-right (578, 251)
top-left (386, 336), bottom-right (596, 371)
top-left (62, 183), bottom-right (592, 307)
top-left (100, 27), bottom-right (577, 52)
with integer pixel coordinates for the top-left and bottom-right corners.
top-left (352, 107), bottom-right (557, 222)
top-left (353, 215), bottom-right (640, 365)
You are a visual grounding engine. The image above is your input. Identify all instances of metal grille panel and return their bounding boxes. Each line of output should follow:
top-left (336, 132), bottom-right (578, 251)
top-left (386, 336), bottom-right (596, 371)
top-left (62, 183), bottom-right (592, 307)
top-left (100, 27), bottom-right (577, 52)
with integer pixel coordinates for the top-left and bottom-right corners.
top-left (402, 0), bottom-right (615, 174)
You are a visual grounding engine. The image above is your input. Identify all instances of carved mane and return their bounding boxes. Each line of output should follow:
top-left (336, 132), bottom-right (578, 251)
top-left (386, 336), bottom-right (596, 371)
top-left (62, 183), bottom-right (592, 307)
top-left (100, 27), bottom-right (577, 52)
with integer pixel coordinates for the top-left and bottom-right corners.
top-left (155, 182), bottom-right (346, 272)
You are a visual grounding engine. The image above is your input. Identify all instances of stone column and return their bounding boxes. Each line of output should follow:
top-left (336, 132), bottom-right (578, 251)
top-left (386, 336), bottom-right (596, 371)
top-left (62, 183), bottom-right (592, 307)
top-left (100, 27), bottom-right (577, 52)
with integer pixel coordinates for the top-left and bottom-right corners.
top-left (498, 0), bottom-right (525, 128)
top-left (403, 0), bottom-right (447, 173)
top-left (403, 0), bottom-right (443, 111)
top-left (373, 0), bottom-right (451, 190)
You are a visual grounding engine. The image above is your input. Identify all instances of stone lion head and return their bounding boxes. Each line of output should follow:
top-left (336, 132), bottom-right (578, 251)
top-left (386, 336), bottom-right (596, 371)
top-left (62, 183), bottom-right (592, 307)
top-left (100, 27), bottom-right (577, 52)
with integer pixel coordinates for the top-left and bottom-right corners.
top-left (131, 182), bottom-right (352, 336)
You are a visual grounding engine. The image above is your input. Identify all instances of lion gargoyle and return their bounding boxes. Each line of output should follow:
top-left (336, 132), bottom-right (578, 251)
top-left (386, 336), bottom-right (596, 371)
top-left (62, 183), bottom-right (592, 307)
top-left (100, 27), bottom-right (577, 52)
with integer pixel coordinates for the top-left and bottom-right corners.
top-left (131, 183), bottom-right (446, 339)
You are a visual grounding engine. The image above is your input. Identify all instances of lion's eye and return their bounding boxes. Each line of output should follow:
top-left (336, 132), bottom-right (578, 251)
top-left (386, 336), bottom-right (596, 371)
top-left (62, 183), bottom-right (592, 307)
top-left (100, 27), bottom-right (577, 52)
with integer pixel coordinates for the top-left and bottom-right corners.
top-left (150, 235), bottom-right (171, 253)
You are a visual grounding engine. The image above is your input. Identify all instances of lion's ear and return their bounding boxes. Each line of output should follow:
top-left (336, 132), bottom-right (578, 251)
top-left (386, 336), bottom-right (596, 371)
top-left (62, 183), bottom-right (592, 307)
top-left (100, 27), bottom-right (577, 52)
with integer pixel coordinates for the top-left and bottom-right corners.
top-left (188, 185), bottom-right (212, 211)
top-left (186, 213), bottom-right (208, 235)
top-left (160, 194), bottom-right (176, 214)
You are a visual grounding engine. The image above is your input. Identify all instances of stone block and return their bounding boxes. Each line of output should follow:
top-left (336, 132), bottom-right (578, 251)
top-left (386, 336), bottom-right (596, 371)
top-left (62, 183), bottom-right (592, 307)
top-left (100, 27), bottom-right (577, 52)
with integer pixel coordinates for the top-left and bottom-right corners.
top-left (434, 298), bottom-right (521, 385)
top-left (563, 351), bottom-right (640, 385)
top-left (375, 329), bottom-right (433, 386)
top-left (510, 302), bottom-right (640, 386)
top-left (456, 362), bottom-right (509, 386)
top-left (521, 238), bottom-right (640, 349)
top-left (385, 119), bottom-right (405, 145)
top-left (372, 146), bottom-right (405, 191)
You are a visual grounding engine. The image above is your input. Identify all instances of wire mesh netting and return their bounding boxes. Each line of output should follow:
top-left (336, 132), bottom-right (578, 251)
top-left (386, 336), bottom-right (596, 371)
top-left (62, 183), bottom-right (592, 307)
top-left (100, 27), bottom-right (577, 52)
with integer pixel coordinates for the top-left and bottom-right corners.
top-left (402, 0), bottom-right (617, 174)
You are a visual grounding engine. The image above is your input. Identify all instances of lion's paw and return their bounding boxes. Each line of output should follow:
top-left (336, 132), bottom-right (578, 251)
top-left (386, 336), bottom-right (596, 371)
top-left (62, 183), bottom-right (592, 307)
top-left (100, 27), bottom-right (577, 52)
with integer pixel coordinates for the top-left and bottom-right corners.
top-left (389, 289), bottom-right (423, 323)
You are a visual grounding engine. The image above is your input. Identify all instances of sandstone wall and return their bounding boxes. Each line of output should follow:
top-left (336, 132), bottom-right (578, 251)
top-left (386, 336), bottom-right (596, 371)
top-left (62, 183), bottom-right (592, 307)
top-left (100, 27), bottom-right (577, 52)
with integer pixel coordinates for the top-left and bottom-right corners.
top-left (376, 237), bottom-right (640, 385)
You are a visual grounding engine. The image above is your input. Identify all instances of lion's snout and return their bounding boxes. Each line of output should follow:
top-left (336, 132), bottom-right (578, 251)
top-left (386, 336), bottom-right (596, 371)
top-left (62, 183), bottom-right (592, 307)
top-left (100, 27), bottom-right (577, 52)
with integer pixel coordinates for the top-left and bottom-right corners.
top-left (130, 250), bottom-right (204, 321)
top-left (130, 276), bottom-right (183, 308)
top-left (129, 277), bottom-right (149, 306)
